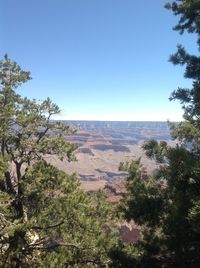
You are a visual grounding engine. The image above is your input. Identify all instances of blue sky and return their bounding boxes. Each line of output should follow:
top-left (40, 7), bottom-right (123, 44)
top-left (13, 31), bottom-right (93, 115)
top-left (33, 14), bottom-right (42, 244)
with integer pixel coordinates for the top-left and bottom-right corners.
top-left (1, 0), bottom-right (196, 121)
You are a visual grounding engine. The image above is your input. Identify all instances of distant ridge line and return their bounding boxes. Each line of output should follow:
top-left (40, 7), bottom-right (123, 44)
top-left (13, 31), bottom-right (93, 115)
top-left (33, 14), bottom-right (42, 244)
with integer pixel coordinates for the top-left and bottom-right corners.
top-left (52, 120), bottom-right (179, 123)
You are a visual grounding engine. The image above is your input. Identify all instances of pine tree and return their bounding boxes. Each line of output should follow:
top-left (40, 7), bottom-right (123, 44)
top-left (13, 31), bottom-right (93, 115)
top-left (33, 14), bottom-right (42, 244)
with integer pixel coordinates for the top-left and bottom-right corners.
top-left (0, 55), bottom-right (118, 267)
top-left (120, 1), bottom-right (200, 267)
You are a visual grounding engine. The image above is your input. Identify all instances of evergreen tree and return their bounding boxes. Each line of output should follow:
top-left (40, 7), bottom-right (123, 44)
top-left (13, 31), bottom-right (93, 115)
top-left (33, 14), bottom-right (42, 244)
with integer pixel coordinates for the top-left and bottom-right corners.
top-left (120, 1), bottom-right (200, 267)
top-left (0, 55), bottom-right (118, 267)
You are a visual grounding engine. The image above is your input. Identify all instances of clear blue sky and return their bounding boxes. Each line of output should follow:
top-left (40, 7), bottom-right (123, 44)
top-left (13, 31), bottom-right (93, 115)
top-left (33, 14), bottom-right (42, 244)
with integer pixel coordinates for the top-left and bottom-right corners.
top-left (1, 0), bottom-right (197, 121)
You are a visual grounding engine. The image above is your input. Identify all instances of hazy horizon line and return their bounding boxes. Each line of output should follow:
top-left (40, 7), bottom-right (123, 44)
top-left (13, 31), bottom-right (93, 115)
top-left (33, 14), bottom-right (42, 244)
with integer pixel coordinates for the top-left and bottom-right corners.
top-left (52, 119), bottom-right (180, 123)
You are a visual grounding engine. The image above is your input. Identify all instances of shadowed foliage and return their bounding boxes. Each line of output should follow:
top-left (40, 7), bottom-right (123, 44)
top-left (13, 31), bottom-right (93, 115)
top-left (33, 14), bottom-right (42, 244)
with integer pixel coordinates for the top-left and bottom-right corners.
top-left (120, 1), bottom-right (200, 267)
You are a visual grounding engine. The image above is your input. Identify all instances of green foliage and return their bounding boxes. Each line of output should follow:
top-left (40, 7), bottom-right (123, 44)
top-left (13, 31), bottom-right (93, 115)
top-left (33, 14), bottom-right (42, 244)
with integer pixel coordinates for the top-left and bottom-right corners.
top-left (0, 55), bottom-right (119, 267)
top-left (119, 1), bottom-right (200, 267)
top-left (120, 148), bottom-right (200, 266)
top-left (108, 242), bottom-right (139, 268)
top-left (165, 0), bottom-right (200, 40)
top-left (120, 159), bottom-right (165, 227)
top-left (142, 140), bottom-right (169, 163)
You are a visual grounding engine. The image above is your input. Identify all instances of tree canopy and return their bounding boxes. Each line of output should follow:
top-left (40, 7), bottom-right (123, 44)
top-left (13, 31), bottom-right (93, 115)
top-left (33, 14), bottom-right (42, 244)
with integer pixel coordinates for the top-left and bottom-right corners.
top-left (120, 1), bottom-right (200, 267)
top-left (0, 55), bottom-right (119, 267)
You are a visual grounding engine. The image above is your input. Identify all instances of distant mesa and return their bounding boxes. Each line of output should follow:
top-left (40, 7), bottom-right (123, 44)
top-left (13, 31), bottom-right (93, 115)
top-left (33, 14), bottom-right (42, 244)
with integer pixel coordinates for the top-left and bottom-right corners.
top-left (105, 171), bottom-right (128, 178)
top-left (60, 121), bottom-right (171, 186)
top-left (79, 174), bottom-right (97, 181)
top-left (77, 147), bottom-right (94, 156)
top-left (75, 131), bottom-right (91, 137)
top-left (95, 169), bottom-right (127, 178)
top-left (91, 144), bottom-right (130, 152)
top-left (111, 139), bottom-right (137, 145)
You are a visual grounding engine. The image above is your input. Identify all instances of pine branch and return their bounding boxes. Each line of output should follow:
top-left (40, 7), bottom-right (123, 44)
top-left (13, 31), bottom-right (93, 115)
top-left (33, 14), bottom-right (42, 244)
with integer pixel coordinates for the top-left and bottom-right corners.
top-left (31, 220), bottom-right (65, 230)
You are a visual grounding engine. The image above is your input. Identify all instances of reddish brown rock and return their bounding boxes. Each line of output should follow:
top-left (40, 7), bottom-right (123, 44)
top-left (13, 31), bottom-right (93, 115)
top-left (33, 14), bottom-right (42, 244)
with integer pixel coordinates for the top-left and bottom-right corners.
top-left (104, 181), bottom-right (125, 204)
top-left (119, 225), bottom-right (140, 243)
